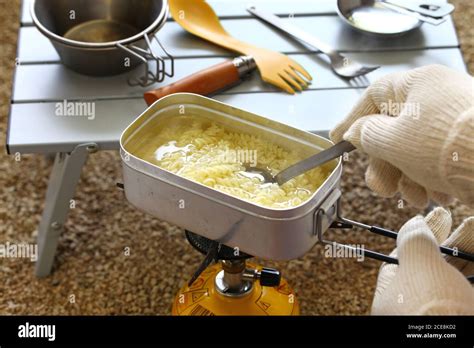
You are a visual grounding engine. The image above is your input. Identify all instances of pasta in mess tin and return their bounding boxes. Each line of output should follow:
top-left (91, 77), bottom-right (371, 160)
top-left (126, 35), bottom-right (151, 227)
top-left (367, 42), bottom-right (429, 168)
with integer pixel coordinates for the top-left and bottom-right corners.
top-left (135, 117), bottom-right (330, 209)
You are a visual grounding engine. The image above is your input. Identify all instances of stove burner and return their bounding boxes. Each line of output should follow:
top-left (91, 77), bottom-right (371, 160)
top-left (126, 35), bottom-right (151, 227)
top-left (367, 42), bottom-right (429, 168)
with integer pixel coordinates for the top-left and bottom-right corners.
top-left (185, 230), bottom-right (252, 260)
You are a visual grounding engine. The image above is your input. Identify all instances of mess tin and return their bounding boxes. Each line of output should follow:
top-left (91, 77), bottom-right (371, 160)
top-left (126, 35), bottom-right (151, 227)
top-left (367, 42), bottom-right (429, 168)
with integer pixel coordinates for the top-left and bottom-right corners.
top-left (120, 94), bottom-right (343, 260)
top-left (120, 94), bottom-right (474, 267)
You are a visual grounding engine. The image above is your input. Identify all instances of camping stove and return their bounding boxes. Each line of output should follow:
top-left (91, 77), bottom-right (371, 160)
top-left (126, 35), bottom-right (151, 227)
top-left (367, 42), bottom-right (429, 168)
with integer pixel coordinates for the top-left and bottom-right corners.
top-left (171, 231), bottom-right (299, 316)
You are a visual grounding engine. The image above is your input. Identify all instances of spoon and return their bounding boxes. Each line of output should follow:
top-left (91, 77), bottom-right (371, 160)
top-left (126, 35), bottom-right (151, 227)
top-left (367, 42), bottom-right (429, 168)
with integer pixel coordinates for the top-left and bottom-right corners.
top-left (244, 141), bottom-right (356, 186)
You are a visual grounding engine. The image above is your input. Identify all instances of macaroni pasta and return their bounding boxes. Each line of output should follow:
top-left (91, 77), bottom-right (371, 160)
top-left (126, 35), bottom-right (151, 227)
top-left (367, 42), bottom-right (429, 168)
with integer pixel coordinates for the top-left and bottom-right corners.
top-left (135, 117), bottom-right (329, 208)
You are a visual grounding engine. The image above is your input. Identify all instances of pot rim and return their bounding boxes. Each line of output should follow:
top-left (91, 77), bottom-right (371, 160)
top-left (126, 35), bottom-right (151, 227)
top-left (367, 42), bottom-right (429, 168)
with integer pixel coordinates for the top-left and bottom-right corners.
top-left (30, 0), bottom-right (169, 49)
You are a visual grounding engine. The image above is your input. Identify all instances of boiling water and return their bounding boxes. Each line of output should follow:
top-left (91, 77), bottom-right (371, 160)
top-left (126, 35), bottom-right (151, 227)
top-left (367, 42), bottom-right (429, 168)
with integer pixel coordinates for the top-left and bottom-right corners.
top-left (130, 117), bottom-right (327, 209)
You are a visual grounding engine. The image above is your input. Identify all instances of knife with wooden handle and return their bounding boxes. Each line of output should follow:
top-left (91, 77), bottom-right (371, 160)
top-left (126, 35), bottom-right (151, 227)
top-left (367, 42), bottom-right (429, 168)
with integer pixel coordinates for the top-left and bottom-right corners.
top-left (144, 56), bottom-right (256, 106)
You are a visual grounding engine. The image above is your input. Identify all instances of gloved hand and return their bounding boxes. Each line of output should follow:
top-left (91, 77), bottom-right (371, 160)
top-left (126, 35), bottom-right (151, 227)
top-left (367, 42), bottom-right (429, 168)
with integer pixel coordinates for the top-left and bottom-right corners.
top-left (330, 65), bottom-right (474, 208)
top-left (372, 207), bottom-right (474, 315)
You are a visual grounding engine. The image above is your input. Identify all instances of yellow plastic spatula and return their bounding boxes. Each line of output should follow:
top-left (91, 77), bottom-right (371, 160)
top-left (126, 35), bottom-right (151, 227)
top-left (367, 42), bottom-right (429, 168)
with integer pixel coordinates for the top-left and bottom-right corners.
top-left (169, 0), bottom-right (312, 94)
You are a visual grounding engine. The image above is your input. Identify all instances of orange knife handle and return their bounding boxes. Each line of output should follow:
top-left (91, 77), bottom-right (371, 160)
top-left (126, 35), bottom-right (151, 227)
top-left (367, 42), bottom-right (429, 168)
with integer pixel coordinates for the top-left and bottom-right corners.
top-left (144, 60), bottom-right (241, 106)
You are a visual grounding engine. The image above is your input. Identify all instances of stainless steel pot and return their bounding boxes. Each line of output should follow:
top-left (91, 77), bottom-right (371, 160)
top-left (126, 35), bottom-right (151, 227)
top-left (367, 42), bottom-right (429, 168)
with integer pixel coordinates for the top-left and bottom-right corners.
top-left (31, 0), bottom-right (172, 86)
top-left (120, 93), bottom-right (342, 260)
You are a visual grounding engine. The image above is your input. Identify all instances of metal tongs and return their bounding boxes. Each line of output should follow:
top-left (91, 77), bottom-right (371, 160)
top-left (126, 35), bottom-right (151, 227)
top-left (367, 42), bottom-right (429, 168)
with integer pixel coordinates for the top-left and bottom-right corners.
top-left (379, 0), bottom-right (455, 25)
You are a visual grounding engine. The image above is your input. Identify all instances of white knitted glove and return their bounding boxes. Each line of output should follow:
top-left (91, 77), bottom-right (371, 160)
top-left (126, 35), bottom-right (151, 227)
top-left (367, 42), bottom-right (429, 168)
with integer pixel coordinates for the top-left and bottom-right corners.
top-left (372, 207), bottom-right (474, 315)
top-left (330, 65), bottom-right (474, 208)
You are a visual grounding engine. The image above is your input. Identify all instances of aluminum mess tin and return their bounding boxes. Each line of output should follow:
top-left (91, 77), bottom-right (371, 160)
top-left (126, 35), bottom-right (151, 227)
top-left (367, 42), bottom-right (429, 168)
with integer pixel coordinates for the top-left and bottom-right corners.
top-left (120, 93), bottom-right (342, 260)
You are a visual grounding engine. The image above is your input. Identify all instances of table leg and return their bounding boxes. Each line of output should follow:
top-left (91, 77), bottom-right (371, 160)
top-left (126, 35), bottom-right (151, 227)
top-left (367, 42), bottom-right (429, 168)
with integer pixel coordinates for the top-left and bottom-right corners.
top-left (35, 143), bottom-right (98, 277)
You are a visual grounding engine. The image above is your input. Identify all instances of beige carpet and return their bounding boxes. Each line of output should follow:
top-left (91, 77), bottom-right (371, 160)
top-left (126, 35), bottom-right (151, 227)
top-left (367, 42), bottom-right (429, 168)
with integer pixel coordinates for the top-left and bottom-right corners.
top-left (0, 0), bottom-right (472, 315)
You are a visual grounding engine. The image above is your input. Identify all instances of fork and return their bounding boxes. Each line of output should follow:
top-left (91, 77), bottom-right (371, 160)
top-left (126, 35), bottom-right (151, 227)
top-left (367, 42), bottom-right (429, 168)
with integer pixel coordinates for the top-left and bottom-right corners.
top-left (169, 0), bottom-right (312, 94)
top-left (247, 6), bottom-right (380, 78)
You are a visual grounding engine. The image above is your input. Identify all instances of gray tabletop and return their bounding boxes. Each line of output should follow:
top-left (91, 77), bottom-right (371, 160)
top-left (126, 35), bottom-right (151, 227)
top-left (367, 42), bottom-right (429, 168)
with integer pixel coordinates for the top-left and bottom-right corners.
top-left (8, 0), bottom-right (466, 154)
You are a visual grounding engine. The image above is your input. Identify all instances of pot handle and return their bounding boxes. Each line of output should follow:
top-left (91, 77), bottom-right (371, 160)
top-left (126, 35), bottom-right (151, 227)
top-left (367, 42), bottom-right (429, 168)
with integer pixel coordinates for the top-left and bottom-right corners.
top-left (333, 217), bottom-right (474, 263)
top-left (116, 32), bottom-right (174, 87)
top-left (313, 190), bottom-right (399, 265)
top-left (314, 192), bottom-right (474, 266)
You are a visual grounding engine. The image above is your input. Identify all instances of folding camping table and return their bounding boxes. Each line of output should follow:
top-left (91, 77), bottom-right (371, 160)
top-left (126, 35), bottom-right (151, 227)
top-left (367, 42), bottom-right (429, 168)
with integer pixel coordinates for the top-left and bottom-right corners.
top-left (7, 0), bottom-right (466, 276)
